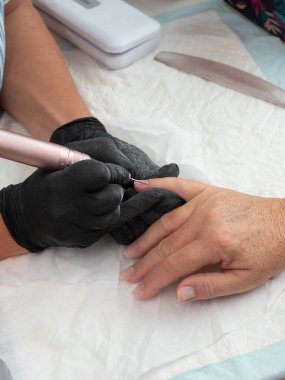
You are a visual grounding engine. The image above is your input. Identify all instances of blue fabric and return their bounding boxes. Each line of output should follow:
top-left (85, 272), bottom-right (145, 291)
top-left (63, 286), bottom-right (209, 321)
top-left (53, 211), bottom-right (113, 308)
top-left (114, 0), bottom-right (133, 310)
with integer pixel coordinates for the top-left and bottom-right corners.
top-left (169, 339), bottom-right (285, 380)
top-left (225, 0), bottom-right (285, 41)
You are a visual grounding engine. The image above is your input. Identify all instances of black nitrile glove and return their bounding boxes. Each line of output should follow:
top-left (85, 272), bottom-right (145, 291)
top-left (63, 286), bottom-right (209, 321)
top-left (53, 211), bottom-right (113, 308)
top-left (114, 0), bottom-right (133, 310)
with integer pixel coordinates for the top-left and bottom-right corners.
top-left (50, 117), bottom-right (184, 244)
top-left (50, 117), bottom-right (179, 179)
top-left (110, 188), bottom-right (185, 245)
top-left (0, 160), bottom-right (130, 252)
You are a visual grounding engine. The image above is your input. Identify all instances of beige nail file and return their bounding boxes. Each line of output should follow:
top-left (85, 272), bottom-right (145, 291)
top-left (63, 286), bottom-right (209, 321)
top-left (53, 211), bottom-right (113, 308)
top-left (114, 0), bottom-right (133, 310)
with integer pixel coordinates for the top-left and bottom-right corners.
top-left (155, 51), bottom-right (285, 109)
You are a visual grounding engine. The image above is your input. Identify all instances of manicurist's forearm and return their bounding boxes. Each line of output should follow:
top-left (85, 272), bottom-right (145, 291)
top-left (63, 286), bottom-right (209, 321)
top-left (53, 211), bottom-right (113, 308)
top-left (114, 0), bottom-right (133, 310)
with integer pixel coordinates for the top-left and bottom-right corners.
top-left (1, 0), bottom-right (91, 141)
top-left (0, 215), bottom-right (28, 260)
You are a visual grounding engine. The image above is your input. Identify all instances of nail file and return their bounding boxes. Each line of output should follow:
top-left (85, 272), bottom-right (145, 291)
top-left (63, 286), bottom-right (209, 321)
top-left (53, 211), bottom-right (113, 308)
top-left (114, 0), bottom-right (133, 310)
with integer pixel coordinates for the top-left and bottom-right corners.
top-left (155, 51), bottom-right (285, 109)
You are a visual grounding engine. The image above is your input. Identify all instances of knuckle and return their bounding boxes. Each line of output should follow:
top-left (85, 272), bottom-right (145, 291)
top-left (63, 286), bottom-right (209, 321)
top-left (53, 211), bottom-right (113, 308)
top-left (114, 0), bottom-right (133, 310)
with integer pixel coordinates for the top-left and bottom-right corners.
top-left (132, 261), bottom-right (147, 280)
top-left (99, 185), bottom-right (123, 207)
top-left (155, 236), bottom-right (175, 259)
top-left (198, 279), bottom-right (216, 299)
top-left (94, 161), bottom-right (110, 179)
top-left (237, 272), bottom-right (258, 292)
top-left (174, 251), bottom-right (189, 269)
top-left (209, 229), bottom-right (230, 250)
top-left (167, 207), bottom-right (181, 226)
top-left (107, 185), bottom-right (124, 204)
top-left (206, 207), bottom-right (220, 223)
top-left (101, 207), bottom-right (120, 229)
top-left (163, 256), bottom-right (177, 276)
top-left (160, 213), bottom-right (174, 233)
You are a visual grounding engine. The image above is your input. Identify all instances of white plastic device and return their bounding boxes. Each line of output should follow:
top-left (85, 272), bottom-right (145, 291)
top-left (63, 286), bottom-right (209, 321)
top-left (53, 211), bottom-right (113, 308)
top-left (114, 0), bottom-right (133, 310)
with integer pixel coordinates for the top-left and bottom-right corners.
top-left (33, 0), bottom-right (161, 69)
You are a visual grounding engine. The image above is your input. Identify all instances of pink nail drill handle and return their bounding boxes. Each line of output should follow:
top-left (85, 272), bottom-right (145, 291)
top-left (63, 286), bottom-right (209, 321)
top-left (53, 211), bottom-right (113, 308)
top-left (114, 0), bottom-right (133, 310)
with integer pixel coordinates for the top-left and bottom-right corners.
top-left (0, 129), bottom-right (91, 170)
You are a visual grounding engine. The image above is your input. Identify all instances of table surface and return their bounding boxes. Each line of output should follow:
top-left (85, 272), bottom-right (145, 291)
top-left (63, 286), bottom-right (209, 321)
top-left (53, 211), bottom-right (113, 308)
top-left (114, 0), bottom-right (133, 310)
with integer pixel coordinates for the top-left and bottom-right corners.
top-left (126, 0), bottom-right (203, 16)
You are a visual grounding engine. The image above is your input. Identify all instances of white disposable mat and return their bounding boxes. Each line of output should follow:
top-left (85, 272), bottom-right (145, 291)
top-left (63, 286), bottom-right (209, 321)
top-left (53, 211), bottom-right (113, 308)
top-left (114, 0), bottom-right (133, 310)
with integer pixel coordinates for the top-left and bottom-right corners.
top-left (1, 9), bottom-right (285, 380)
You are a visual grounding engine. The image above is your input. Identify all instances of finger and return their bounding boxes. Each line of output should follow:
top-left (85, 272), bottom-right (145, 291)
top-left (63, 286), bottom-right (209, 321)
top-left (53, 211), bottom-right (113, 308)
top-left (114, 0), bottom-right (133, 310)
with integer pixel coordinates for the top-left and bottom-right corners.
top-left (110, 217), bottom-right (149, 245)
top-left (151, 164), bottom-right (179, 178)
top-left (122, 190), bottom-right (185, 247)
top-left (112, 137), bottom-right (158, 175)
top-left (121, 218), bottom-right (200, 282)
top-left (151, 189), bottom-right (185, 213)
top-left (68, 160), bottom-right (111, 190)
top-left (130, 241), bottom-right (216, 300)
top-left (84, 184), bottom-right (123, 215)
top-left (121, 188), bottom-right (136, 202)
top-left (176, 270), bottom-right (256, 301)
top-left (134, 178), bottom-right (208, 201)
top-left (105, 163), bottom-right (131, 185)
top-left (125, 200), bottom-right (196, 258)
top-left (68, 137), bottom-right (134, 172)
top-left (111, 190), bottom-right (185, 246)
top-left (86, 206), bottom-right (121, 230)
top-left (123, 218), bottom-right (148, 241)
top-left (131, 189), bottom-right (185, 232)
top-left (139, 209), bottom-right (162, 226)
top-left (112, 189), bottom-right (164, 227)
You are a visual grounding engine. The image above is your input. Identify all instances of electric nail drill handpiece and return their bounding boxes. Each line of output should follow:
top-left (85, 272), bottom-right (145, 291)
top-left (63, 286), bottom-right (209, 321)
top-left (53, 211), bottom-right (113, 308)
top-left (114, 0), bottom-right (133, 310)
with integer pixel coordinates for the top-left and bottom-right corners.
top-left (0, 129), bottom-right (141, 183)
top-left (0, 129), bottom-right (91, 171)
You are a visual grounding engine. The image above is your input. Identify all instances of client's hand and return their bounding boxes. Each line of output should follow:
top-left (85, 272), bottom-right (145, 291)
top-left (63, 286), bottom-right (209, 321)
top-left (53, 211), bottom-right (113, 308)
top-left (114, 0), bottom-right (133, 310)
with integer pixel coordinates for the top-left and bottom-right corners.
top-left (120, 178), bottom-right (285, 301)
top-left (50, 117), bottom-right (184, 244)
top-left (0, 160), bottom-right (129, 252)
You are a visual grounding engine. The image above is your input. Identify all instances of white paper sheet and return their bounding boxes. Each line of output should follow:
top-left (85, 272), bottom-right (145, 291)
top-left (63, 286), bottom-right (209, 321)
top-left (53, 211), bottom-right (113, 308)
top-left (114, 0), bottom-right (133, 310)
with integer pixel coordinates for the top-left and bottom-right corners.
top-left (1, 9), bottom-right (285, 380)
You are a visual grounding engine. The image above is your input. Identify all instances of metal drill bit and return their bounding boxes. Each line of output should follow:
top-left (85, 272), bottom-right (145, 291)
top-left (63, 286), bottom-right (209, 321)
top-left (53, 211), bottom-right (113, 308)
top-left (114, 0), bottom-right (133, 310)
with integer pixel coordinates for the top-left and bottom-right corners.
top-left (130, 178), bottom-right (149, 185)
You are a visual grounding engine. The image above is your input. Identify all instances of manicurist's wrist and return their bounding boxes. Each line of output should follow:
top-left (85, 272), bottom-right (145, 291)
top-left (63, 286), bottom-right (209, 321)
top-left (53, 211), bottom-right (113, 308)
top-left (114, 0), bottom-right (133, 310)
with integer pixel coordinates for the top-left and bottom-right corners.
top-left (50, 116), bottom-right (107, 145)
top-left (0, 215), bottom-right (28, 260)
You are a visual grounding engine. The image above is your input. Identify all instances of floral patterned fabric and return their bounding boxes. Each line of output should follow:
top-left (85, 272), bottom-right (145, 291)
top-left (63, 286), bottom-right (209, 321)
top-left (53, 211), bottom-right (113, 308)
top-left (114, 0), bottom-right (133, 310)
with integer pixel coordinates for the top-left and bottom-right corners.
top-left (225, 0), bottom-right (285, 40)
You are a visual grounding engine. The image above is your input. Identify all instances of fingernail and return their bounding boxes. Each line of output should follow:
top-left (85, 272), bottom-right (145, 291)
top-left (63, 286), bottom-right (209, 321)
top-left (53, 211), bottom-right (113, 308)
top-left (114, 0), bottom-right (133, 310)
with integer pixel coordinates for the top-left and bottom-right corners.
top-left (178, 286), bottom-right (196, 302)
top-left (119, 265), bottom-right (134, 280)
top-left (134, 182), bottom-right (149, 192)
top-left (124, 244), bottom-right (137, 257)
top-left (133, 283), bottom-right (145, 298)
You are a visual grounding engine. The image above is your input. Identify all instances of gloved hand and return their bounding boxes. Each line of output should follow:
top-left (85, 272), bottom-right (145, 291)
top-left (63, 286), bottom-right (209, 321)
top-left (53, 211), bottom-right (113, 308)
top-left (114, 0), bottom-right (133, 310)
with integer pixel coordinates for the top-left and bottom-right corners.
top-left (50, 117), bottom-right (184, 244)
top-left (50, 117), bottom-right (179, 179)
top-left (0, 160), bottom-right (130, 252)
top-left (110, 188), bottom-right (185, 245)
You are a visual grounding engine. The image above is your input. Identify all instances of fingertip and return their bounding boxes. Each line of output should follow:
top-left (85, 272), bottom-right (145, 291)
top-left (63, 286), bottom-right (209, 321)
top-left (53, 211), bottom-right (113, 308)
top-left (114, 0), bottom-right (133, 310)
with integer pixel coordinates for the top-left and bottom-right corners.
top-left (124, 243), bottom-right (141, 258)
top-left (157, 163), bottom-right (179, 178)
top-left (119, 265), bottom-right (135, 281)
top-left (177, 285), bottom-right (196, 302)
top-left (104, 163), bottom-right (131, 185)
top-left (134, 178), bottom-right (181, 194)
top-left (177, 271), bottom-right (248, 301)
top-left (133, 283), bottom-right (152, 299)
top-left (106, 184), bottom-right (124, 204)
top-left (69, 159), bottom-right (111, 189)
top-left (135, 177), bottom-right (207, 201)
top-left (134, 182), bottom-right (149, 192)
top-left (118, 168), bottom-right (131, 186)
top-left (134, 178), bottom-right (170, 192)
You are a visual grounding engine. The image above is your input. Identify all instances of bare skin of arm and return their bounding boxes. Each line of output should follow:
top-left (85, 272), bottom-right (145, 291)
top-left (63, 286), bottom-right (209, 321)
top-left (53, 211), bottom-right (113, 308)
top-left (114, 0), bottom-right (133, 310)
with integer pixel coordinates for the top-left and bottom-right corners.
top-left (0, 0), bottom-right (93, 258)
top-left (0, 216), bottom-right (28, 259)
top-left (1, 0), bottom-right (92, 141)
